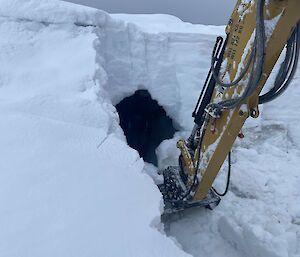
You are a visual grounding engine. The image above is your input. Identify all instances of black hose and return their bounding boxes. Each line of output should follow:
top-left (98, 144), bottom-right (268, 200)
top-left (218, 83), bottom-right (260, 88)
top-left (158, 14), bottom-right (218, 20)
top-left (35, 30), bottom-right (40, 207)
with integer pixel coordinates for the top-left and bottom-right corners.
top-left (210, 0), bottom-right (266, 110)
top-left (212, 151), bottom-right (231, 197)
top-left (211, 43), bottom-right (255, 88)
top-left (259, 22), bottom-right (300, 104)
top-left (193, 37), bottom-right (224, 118)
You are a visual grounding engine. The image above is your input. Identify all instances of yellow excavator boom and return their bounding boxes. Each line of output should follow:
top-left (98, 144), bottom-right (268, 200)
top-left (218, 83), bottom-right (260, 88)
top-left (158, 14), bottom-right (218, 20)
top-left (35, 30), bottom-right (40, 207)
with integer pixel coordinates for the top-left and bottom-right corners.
top-left (160, 0), bottom-right (300, 212)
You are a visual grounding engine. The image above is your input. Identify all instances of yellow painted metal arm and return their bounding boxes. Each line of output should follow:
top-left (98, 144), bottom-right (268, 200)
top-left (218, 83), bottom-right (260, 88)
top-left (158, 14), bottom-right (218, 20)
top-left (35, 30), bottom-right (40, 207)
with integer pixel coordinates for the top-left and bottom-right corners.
top-left (193, 0), bottom-right (300, 200)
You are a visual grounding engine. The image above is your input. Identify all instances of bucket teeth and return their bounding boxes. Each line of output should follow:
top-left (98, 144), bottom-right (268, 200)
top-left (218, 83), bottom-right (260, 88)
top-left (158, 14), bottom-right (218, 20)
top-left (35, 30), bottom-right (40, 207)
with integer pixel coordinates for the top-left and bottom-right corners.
top-left (158, 166), bottom-right (221, 214)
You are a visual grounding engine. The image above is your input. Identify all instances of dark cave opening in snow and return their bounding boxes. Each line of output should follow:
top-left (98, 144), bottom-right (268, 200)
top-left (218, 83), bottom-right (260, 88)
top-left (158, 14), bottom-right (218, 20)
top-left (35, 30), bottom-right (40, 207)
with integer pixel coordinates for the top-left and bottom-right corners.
top-left (116, 90), bottom-right (177, 166)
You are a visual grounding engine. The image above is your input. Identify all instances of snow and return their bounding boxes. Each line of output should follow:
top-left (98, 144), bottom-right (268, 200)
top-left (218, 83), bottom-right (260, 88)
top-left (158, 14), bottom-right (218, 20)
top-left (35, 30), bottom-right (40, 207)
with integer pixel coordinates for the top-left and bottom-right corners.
top-left (0, 2), bottom-right (190, 257)
top-left (112, 14), bottom-right (224, 35)
top-left (0, 0), bottom-right (107, 26)
top-left (0, 1), bottom-right (300, 257)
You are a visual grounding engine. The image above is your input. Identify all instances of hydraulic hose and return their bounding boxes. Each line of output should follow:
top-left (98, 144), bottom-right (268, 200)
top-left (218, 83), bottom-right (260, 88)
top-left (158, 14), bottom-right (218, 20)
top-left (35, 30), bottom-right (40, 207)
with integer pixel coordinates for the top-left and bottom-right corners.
top-left (210, 0), bottom-right (266, 110)
top-left (259, 22), bottom-right (300, 104)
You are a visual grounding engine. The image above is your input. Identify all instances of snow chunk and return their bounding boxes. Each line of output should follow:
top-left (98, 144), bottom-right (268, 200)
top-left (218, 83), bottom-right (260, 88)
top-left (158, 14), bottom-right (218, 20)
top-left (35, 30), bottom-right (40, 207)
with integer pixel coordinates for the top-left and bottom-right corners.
top-left (0, 0), bottom-right (108, 26)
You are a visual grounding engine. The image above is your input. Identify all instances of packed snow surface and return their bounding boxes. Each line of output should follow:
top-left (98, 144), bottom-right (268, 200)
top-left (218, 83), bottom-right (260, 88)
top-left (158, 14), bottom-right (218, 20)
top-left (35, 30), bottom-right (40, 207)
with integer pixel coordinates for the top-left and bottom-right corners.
top-left (0, 1), bottom-right (299, 257)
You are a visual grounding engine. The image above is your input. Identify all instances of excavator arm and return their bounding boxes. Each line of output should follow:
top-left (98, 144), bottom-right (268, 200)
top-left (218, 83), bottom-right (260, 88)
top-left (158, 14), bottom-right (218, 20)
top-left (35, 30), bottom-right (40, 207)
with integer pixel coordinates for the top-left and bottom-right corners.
top-left (160, 0), bottom-right (300, 213)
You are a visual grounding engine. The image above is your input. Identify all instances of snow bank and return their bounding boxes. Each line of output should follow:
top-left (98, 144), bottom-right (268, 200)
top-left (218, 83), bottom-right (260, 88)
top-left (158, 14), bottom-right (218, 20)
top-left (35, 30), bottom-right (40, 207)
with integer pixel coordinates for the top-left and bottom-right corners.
top-left (0, 1), bottom-right (190, 257)
top-left (112, 14), bottom-right (224, 34)
top-left (0, 0), bottom-right (107, 26)
top-left (111, 10), bottom-right (300, 257)
top-left (1, 1), bottom-right (299, 257)
top-left (100, 15), bottom-right (225, 130)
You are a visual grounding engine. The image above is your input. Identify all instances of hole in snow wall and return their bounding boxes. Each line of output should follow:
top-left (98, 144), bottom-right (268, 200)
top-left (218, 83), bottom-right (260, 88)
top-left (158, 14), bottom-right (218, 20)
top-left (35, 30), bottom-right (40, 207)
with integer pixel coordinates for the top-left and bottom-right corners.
top-left (116, 90), bottom-right (177, 166)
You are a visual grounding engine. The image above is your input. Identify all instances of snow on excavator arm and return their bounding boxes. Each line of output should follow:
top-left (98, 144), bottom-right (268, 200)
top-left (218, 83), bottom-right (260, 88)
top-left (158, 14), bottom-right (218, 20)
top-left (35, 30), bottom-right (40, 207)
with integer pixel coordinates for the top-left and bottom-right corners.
top-left (160, 0), bottom-right (300, 213)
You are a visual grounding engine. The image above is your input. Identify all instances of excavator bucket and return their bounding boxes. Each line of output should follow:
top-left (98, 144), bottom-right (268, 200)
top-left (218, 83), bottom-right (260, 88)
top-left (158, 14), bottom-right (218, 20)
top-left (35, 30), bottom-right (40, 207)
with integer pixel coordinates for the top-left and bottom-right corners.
top-left (158, 166), bottom-right (221, 214)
